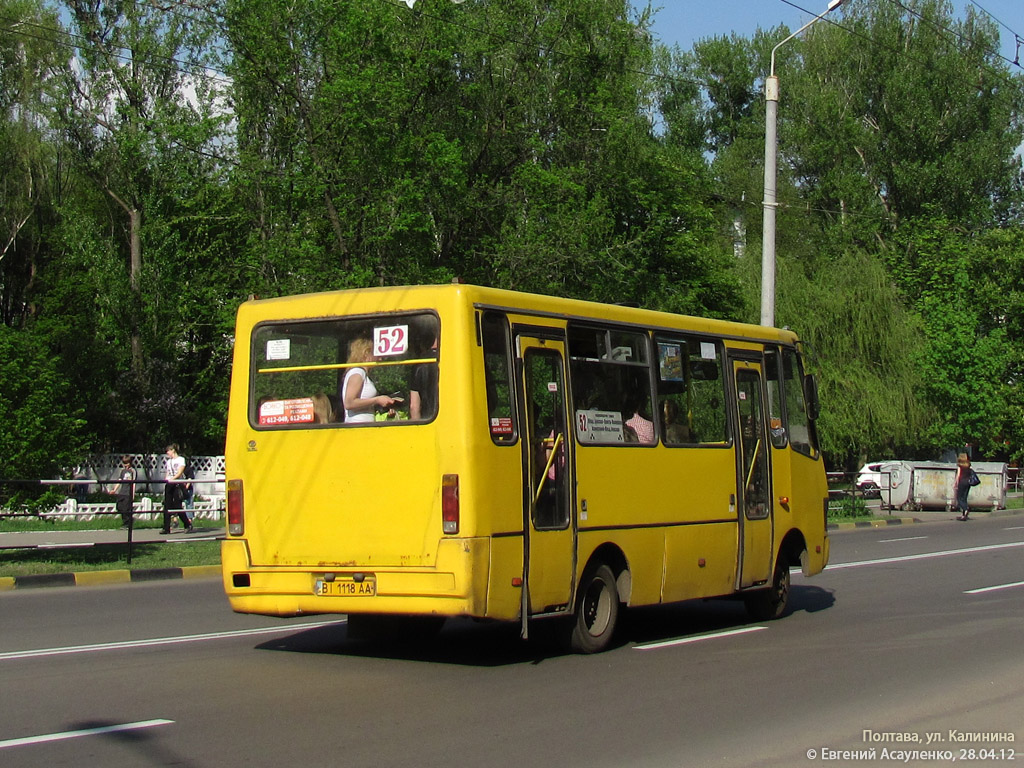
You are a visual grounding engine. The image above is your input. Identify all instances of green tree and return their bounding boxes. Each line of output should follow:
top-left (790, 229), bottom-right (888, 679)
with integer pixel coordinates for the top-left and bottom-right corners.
top-left (670, 0), bottom-right (1024, 466)
top-left (0, 0), bottom-right (61, 327)
top-left (51, 0), bottom-right (226, 374)
top-left (224, 0), bottom-right (740, 314)
top-left (39, 0), bottom-right (231, 452)
top-left (787, 0), bottom-right (1024, 234)
top-left (0, 323), bottom-right (88, 479)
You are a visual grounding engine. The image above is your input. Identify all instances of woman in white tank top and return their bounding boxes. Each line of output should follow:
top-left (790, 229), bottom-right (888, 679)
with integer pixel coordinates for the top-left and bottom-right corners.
top-left (342, 338), bottom-right (397, 423)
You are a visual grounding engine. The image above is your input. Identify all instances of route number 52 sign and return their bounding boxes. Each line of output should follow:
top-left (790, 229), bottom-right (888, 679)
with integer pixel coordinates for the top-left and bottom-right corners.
top-left (374, 325), bottom-right (409, 357)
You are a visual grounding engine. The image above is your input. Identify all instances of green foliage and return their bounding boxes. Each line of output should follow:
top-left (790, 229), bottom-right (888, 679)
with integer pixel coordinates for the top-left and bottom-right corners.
top-left (0, 324), bottom-right (89, 480)
top-left (0, 0), bottom-right (1021, 473)
top-left (827, 493), bottom-right (870, 521)
top-left (673, 0), bottom-right (1024, 467)
top-left (778, 245), bottom-right (935, 464)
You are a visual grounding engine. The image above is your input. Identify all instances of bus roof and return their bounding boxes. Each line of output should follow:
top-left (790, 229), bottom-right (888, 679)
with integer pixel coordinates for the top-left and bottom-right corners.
top-left (237, 283), bottom-right (800, 346)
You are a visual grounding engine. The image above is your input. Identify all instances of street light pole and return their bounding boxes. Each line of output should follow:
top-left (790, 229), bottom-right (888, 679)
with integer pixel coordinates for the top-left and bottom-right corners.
top-left (761, 0), bottom-right (843, 327)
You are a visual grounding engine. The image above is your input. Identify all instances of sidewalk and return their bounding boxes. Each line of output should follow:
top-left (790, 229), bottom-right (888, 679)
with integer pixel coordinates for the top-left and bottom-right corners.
top-left (0, 525), bottom-right (224, 591)
top-left (0, 524), bottom-right (223, 548)
top-left (829, 506), bottom-right (1024, 531)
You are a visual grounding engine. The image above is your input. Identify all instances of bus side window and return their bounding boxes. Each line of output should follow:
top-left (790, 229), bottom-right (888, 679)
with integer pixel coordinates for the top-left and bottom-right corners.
top-left (655, 336), bottom-right (727, 446)
top-left (481, 313), bottom-right (517, 444)
top-left (568, 325), bottom-right (654, 445)
top-left (783, 348), bottom-right (819, 458)
top-left (764, 347), bottom-right (788, 449)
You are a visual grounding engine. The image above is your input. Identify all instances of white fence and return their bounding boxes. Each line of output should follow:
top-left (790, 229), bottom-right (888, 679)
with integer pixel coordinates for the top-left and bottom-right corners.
top-left (67, 453), bottom-right (225, 498)
top-left (46, 495), bottom-right (225, 522)
top-left (42, 453), bottom-right (226, 520)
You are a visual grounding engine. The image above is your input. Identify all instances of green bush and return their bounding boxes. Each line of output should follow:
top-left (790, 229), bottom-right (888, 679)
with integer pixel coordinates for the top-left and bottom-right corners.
top-left (828, 494), bottom-right (871, 521)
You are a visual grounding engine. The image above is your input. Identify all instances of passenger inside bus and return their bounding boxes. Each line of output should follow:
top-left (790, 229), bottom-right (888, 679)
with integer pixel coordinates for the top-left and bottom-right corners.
top-left (341, 338), bottom-right (397, 423)
top-left (312, 392), bottom-right (335, 424)
top-left (409, 331), bottom-right (438, 421)
top-left (661, 398), bottom-right (692, 444)
top-left (622, 378), bottom-right (655, 444)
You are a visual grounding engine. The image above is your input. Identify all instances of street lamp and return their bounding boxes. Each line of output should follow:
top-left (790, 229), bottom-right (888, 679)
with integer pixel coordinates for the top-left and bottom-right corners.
top-left (761, 0), bottom-right (843, 327)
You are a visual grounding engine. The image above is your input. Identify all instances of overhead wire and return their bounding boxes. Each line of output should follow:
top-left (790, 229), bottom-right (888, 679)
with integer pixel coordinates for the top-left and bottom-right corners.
top-left (881, 0), bottom-right (1022, 71)
top-left (2, 16), bottom-right (232, 85)
top-left (4, 0), bottom-right (1019, 223)
top-left (967, 0), bottom-right (1022, 41)
top-left (779, 0), bottom-right (1021, 90)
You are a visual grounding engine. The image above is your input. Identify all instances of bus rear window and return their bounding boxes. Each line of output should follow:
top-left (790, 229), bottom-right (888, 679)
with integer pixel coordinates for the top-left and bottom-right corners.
top-left (250, 313), bottom-right (439, 428)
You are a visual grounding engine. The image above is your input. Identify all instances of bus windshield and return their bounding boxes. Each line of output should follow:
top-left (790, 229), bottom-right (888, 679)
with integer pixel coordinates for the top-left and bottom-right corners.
top-left (250, 312), bottom-right (439, 427)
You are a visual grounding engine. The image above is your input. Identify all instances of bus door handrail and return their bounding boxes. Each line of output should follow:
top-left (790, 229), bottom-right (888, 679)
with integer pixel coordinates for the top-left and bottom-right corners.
top-left (534, 432), bottom-right (564, 506)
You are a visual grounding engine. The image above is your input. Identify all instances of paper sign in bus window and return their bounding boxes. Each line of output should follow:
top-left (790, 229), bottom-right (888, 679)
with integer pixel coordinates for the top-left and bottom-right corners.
top-left (374, 325), bottom-right (409, 357)
top-left (575, 409), bottom-right (626, 443)
top-left (490, 417), bottom-right (514, 436)
top-left (659, 343), bottom-right (683, 381)
top-left (266, 339), bottom-right (291, 361)
top-left (259, 398), bottom-right (316, 425)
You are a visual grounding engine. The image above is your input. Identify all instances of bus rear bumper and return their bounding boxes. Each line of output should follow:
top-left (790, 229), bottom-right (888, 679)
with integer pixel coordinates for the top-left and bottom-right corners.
top-left (221, 537), bottom-right (490, 618)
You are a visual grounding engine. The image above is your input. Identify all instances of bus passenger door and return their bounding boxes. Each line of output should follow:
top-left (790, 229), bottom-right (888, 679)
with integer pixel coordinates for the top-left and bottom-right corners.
top-left (517, 335), bottom-right (575, 618)
top-left (732, 360), bottom-right (773, 588)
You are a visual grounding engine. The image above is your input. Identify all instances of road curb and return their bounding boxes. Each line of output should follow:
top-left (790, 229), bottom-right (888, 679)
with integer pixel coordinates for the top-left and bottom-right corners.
top-left (0, 564), bottom-right (221, 591)
top-left (829, 507), bottom-right (1023, 531)
top-left (828, 517), bottom-right (918, 531)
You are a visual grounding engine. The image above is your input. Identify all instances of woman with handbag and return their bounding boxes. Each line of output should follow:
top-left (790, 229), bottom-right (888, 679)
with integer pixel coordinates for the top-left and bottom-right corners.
top-left (955, 453), bottom-right (980, 521)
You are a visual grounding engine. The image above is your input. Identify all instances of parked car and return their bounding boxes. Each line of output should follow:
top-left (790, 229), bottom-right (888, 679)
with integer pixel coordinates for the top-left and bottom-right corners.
top-left (855, 462), bottom-right (886, 497)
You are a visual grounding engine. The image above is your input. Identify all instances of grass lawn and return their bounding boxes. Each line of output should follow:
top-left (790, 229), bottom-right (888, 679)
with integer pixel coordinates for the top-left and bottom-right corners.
top-left (0, 541), bottom-right (221, 578)
top-left (2, 495), bottom-right (1020, 579)
top-left (0, 514), bottom-right (222, 578)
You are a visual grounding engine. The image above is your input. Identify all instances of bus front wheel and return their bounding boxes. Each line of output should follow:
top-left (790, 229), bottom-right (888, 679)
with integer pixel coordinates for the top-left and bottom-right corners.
top-left (744, 555), bottom-right (790, 621)
top-left (568, 564), bottom-right (620, 654)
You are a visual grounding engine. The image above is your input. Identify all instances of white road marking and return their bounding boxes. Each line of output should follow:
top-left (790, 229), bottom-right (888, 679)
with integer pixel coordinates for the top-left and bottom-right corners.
top-left (0, 619), bottom-right (346, 662)
top-left (0, 719), bottom-right (173, 749)
top-left (825, 540), bottom-right (1024, 570)
top-left (634, 626), bottom-right (767, 650)
top-left (964, 581), bottom-right (1024, 595)
top-left (878, 536), bottom-right (928, 543)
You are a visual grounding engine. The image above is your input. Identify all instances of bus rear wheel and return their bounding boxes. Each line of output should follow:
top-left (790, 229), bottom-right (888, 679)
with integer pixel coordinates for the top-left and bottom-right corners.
top-left (744, 554), bottom-right (790, 621)
top-left (568, 564), bottom-right (620, 654)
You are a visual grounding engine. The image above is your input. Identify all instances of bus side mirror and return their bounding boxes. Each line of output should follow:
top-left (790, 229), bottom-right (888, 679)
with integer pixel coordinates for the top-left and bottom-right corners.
top-left (804, 374), bottom-right (821, 421)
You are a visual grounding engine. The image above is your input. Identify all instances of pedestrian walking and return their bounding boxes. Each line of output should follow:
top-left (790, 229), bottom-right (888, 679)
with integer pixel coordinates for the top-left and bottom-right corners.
top-left (955, 453), bottom-right (980, 521)
top-left (110, 455), bottom-right (137, 527)
top-left (161, 444), bottom-right (192, 533)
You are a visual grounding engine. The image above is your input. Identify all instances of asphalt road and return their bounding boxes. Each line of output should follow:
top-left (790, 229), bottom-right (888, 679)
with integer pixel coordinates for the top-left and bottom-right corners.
top-left (1, 515), bottom-right (1022, 768)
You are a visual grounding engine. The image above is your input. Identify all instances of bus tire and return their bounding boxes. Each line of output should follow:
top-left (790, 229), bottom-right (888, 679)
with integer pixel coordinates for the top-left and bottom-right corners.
top-left (568, 564), bottom-right (620, 654)
top-left (744, 554), bottom-right (790, 622)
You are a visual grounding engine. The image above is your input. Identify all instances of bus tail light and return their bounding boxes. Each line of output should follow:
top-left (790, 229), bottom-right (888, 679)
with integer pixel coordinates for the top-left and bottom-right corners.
top-left (227, 479), bottom-right (244, 536)
top-left (442, 474), bottom-right (459, 534)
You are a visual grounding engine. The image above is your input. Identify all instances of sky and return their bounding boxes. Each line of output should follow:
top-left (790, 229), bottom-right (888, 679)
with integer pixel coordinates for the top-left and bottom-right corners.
top-left (642, 0), bottom-right (1023, 67)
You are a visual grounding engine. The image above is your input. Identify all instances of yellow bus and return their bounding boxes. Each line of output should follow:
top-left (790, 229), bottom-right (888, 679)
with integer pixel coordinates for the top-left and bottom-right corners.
top-left (222, 282), bottom-right (829, 652)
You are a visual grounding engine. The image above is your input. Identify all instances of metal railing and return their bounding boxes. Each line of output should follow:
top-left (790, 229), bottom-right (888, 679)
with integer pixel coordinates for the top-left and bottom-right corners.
top-left (1, 477), bottom-right (225, 564)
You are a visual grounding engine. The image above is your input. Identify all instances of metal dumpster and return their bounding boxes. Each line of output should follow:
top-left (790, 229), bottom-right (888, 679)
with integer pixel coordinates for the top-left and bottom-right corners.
top-left (874, 461), bottom-right (914, 511)
top-left (969, 462), bottom-right (1009, 511)
top-left (910, 461), bottom-right (1007, 511)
